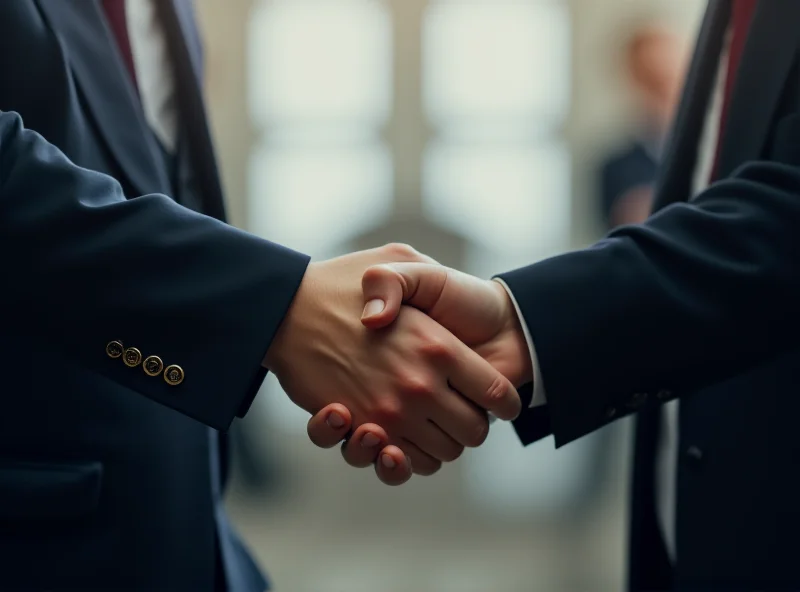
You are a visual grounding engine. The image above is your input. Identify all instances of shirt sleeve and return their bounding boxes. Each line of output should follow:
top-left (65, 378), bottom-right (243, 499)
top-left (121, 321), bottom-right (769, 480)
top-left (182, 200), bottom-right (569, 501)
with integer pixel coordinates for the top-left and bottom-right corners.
top-left (492, 278), bottom-right (546, 408)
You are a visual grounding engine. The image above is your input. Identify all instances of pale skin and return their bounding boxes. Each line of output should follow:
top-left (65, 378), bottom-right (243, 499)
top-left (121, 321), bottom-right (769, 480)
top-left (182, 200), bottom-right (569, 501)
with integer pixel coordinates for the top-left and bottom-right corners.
top-left (305, 261), bottom-right (533, 485)
top-left (263, 245), bottom-right (523, 475)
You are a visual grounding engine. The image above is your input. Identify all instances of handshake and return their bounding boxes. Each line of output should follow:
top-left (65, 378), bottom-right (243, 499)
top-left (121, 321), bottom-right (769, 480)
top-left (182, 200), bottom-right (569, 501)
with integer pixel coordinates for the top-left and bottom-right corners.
top-left (262, 243), bottom-right (533, 486)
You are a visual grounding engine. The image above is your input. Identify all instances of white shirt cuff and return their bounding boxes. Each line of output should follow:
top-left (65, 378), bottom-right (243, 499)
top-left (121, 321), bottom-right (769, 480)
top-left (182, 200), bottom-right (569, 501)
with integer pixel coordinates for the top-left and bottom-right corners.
top-left (492, 278), bottom-right (547, 408)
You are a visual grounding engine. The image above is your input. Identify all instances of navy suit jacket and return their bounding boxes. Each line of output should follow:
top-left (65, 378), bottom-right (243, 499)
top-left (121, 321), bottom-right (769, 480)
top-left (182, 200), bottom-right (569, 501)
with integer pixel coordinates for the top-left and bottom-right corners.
top-left (0, 1), bottom-right (308, 590)
top-left (506, 1), bottom-right (800, 589)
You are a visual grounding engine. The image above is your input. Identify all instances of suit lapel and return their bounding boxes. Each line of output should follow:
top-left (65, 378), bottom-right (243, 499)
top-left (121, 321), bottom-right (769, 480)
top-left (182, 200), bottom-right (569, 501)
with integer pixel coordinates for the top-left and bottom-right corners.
top-left (157, 0), bottom-right (227, 221)
top-left (165, 0), bottom-right (204, 81)
top-left (653, 0), bottom-right (730, 213)
top-left (34, 0), bottom-right (171, 196)
top-left (715, 0), bottom-right (800, 179)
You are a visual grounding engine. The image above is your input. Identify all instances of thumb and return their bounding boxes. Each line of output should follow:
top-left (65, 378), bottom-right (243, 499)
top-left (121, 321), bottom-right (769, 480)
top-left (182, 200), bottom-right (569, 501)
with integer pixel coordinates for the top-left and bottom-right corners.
top-left (361, 263), bottom-right (449, 329)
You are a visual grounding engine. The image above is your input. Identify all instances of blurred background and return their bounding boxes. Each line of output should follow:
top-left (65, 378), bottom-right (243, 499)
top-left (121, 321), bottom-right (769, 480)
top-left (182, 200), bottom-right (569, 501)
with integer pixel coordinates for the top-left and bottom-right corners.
top-left (193, 1), bottom-right (704, 590)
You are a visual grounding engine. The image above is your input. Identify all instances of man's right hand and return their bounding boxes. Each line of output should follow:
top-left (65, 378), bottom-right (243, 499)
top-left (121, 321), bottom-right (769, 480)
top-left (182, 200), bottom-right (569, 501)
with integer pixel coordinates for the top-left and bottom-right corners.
top-left (360, 262), bottom-right (532, 387)
top-left (305, 261), bottom-right (534, 484)
top-left (262, 245), bottom-right (522, 475)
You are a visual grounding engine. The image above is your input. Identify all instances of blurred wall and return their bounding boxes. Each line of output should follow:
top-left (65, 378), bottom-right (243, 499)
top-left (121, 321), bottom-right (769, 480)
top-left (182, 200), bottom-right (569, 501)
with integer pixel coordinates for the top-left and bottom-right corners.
top-left (196, 0), bottom-right (704, 242)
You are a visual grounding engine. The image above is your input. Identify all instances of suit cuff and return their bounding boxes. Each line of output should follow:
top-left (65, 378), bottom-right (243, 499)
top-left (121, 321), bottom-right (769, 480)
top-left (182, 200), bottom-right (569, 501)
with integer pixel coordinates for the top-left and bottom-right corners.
top-left (492, 278), bottom-right (546, 408)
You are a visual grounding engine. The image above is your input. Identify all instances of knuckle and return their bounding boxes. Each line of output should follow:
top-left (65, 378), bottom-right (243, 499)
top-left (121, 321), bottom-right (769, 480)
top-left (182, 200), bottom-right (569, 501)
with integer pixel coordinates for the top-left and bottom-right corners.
top-left (398, 373), bottom-right (436, 399)
top-left (384, 242), bottom-right (418, 260)
top-left (372, 399), bottom-right (403, 425)
top-left (362, 264), bottom-right (387, 284)
top-left (419, 338), bottom-right (453, 362)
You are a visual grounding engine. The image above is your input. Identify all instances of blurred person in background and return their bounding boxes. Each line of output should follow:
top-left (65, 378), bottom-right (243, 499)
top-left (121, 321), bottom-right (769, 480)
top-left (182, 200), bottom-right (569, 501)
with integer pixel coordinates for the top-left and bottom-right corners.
top-left (600, 22), bottom-right (687, 229)
top-left (312, 1), bottom-right (800, 589)
top-left (0, 1), bottom-right (522, 590)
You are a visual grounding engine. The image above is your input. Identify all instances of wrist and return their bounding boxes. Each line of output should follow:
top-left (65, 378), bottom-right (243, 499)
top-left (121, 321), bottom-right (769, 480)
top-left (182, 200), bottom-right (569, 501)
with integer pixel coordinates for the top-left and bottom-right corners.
top-left (263, 262), bottom-right (319, 375)
top-left (262, 308), bottom-right (291, 376)
top-left (262, 320), bottom-right (288, 375)
top-left (491, 279), bottom-right (534, 388)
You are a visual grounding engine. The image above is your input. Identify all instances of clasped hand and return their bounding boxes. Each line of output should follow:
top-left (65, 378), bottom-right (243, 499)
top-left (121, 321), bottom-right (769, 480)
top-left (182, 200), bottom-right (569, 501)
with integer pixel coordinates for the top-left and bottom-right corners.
top-left (263, 244), bottom-right (531, 484)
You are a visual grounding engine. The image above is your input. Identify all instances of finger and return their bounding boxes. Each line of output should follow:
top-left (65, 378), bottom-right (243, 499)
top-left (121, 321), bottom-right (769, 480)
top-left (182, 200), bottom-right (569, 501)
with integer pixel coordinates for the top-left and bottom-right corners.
top-left (403, 419), bottom-right (464, 463)
top-left (340, 423), bottom-right (389, 468)
top-left (446, 342), bottom-right (522, 421)
top-left (429, 391), bottom-right (490, 448)
top-left (361, 263), bottom-right (448, 329)
top-left (374, 445), bottom-right (413, 486)
top-left (397, 438), bottom-right (442, 476)
top-left (307, 404), bottom-right (352, 449)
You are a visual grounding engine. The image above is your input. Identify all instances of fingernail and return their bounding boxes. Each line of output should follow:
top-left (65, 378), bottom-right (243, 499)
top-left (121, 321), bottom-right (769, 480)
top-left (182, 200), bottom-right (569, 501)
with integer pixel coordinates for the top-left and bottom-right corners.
top-left (326, 412), bottom-right (345, 429)
top-left (381, 454), bottom-right (396, 469)
top-left (361, 433), bottom-right (380, 448)
top-left (361, 299), bottom-right (385, 319)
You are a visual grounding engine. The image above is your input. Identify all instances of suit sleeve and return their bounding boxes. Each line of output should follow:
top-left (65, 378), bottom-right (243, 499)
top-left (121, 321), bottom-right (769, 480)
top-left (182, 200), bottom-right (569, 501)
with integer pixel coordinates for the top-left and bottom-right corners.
top-left (0, 111), bottom-right (309, 431)
top-left (500, 156), bottom-right (800, 448)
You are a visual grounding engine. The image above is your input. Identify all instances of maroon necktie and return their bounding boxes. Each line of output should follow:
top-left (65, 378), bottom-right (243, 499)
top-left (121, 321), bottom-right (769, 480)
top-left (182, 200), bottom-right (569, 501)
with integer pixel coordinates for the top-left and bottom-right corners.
top-left (101, 0), bottom-right (139, 93)
top-left (710, 0), bottom-right (758, 179)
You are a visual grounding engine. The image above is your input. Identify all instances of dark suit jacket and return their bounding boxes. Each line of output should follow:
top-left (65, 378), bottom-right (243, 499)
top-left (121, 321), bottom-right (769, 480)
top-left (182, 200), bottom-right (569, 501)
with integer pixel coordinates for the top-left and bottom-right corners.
top-left (504, 1), bottom-right (800, 589)
top-left (0, 1), bottom-right (309, 590)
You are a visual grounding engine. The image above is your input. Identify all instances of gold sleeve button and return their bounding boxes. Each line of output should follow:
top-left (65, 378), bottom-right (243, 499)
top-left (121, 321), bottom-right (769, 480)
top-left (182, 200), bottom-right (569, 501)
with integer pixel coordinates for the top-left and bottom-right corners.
top-left (164, 365), bottom-right (185, 386)
top-left (106, 340), bottom-right (124, 359)
top-left (123, 347), bottom-right (142, 368)
top-left (143, 355), bottom-right (164, 377)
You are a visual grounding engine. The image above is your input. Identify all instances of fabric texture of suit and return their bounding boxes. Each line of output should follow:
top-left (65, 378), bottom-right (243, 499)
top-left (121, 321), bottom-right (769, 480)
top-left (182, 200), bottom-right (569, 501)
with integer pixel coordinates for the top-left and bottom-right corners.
top-left (0, 1), bottom-right (308, 589)
top-left (505, 0), bottom-right (800, 589)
